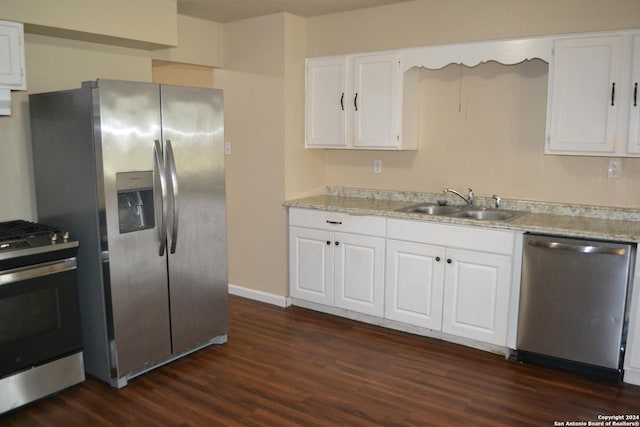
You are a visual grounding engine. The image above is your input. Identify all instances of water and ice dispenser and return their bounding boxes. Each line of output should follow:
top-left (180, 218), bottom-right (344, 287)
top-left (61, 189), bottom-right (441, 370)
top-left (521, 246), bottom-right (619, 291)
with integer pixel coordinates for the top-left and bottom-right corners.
top-left (116, 171), bottom-right (155, 233)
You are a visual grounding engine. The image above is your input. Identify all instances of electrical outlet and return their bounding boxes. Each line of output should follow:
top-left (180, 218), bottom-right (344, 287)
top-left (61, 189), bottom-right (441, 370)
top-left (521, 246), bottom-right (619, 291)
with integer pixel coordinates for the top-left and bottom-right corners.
top-left (224, 142), bottom-right (232, 156)
top-left (608, 158), bottom-right (621, 179)
top-left (373, 160), bottom-right (382, 174)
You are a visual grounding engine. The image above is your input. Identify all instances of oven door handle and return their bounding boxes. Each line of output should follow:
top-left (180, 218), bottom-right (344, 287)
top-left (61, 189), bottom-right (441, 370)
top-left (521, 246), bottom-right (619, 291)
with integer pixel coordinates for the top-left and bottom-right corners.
top-left (0, 258), bottom-right (77, 286)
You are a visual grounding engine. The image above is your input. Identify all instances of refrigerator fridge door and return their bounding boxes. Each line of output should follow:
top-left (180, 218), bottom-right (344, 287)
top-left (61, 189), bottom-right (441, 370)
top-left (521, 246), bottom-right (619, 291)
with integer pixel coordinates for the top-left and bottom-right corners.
top-left (96, 80), bottom-right (172, 377)
top-left (160, 85), bottom-right (228, 354)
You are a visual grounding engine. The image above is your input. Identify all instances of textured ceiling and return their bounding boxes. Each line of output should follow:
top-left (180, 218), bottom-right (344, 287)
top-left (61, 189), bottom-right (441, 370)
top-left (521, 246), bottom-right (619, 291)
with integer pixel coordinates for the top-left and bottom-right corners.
top-left (176, 0), bottom-right (413, 23)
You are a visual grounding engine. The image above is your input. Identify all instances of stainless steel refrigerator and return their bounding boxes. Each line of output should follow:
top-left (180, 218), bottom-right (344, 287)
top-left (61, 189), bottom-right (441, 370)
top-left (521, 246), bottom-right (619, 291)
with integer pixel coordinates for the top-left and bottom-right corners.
top-left (29, 79), bottom-right (228, 388)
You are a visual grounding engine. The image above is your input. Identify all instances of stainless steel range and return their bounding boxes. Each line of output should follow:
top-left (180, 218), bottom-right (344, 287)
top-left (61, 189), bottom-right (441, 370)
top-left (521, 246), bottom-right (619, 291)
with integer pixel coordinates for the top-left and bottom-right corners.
top-left (0, 220), bottom-right (84, 414)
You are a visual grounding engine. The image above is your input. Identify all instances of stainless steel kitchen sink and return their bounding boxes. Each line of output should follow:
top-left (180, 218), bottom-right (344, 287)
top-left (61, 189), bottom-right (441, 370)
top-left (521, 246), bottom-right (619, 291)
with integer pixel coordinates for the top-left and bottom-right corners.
top-left (453, 208), bottom-right (522, 221)
top-left (397, 204), bottom-right (521, 221)
top-left (398, 204), bottom-right (462, 215)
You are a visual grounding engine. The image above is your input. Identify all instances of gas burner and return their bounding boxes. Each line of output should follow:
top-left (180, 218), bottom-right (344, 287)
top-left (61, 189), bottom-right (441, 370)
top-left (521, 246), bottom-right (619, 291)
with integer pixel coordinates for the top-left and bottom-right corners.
top-left (0, 220), bottom-right (75, 261)
top-left (0, 220), bottom-right (60, 242)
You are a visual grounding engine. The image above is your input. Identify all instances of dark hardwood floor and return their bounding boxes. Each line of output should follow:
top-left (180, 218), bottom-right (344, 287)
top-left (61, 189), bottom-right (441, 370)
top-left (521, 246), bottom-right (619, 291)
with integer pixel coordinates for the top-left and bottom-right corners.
top-left (4, 295), bottom-right (640, 426)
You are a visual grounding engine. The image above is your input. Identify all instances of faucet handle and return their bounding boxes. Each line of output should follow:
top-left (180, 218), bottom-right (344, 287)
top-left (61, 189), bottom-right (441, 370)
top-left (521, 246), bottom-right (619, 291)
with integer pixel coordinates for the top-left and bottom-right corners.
top-left (467, 188), bottom-right (474, 205)
top-left (492, 194), bottom-right (501, 209)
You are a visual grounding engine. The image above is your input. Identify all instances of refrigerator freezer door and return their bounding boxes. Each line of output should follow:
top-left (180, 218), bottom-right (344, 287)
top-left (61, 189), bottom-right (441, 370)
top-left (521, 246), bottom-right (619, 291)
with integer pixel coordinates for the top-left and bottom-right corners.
top-left (97, 80), bottom-right (172, 376)
top-left (160, 85), bottom-right (229, 353)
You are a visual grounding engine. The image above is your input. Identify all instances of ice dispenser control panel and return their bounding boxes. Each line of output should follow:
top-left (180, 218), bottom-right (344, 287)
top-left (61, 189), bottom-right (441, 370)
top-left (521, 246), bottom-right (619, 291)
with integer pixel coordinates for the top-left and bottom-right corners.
top-left (116, 171), bottom-right (155, 234)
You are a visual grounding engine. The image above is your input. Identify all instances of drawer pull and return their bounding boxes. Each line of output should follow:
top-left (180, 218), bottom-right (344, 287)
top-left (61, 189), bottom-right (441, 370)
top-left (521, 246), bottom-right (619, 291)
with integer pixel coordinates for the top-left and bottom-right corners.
top-left (326, 220), bottom-right (342, 225)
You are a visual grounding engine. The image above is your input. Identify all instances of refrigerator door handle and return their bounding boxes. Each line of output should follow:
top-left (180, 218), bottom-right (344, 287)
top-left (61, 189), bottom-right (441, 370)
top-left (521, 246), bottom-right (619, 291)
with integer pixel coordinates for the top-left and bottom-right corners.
top-left (166, 140), bottom-right (179, 254)
top-left (154, 139), bottom-right (168, 256)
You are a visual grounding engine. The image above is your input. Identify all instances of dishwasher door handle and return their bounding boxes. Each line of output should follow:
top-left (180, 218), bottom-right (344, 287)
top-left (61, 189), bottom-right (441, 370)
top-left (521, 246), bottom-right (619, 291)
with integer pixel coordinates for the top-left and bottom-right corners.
top-left (527, 239), bottom-right (627, 256)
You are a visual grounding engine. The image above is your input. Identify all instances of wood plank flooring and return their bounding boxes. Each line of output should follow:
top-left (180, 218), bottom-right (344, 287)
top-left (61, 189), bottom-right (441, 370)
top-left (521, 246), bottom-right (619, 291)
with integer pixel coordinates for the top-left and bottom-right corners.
top-left (3, 295), bottom-right (640, 426)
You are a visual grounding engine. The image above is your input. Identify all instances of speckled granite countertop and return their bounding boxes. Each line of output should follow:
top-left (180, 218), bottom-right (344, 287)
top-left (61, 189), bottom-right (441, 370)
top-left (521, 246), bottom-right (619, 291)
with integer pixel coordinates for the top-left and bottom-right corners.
top-left (283, 187), bottom-right (640, 243)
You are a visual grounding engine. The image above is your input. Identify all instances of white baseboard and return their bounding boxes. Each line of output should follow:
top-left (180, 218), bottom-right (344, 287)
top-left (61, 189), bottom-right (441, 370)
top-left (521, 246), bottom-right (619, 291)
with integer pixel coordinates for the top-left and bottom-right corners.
top-left (623, 368), bottom-right (640, 386)
top-left (228, 284), bottom-right (292, 307)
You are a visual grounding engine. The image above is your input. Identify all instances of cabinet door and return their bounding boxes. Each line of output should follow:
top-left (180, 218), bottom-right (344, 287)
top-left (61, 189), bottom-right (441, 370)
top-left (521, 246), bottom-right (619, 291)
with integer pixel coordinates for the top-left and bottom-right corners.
top-left (0, 21), bottom-right (25, 90)
top-left (305, 56), bottom-right (348, 148)
top-left (385, 240), bottom-right (445, 330)
top-left (334, 232), bottom-right (385, 316)
top-left (352, 52), bottom-right (400, 148)
top-left (442, 248), bottom-right (512, 346)
top-left (289, 227), bottom-right (334, 305)
top-left (628, 34), bottom-right (640, 154)
top-left (546, 36), bottom-right (623, 155)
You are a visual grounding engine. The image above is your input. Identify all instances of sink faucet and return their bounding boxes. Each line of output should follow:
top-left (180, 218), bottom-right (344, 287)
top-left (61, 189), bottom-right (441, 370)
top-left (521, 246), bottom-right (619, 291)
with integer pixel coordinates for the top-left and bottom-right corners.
top-left (443, 187), bottom-right (474, 206)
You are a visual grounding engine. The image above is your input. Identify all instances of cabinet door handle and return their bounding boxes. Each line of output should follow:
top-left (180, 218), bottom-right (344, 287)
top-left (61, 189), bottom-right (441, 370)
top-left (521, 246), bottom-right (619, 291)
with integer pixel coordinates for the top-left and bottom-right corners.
top-left (335, 241), bottom-right (340, 246)
top-left (326, 220), bottom-right (342, 225)
top-left (634, 83), bottom-right (638, 107)
top-left (354, 93), bottom-right (358, 111)
top-left (326, 241), bottom-right (331, 245)
top-left (435, 256), bottom-right (441, 262)
top-left (611, 82), bottom-right (616, 106)
top-left (447, 258), bottom-right (452, 264)
top-left (340, 92), bottom-right (344, 110)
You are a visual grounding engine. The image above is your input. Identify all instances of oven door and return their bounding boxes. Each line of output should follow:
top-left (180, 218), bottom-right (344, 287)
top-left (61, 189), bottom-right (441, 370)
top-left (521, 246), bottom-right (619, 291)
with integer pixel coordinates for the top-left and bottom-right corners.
top-left (0, 256), bottom-right (83, 378)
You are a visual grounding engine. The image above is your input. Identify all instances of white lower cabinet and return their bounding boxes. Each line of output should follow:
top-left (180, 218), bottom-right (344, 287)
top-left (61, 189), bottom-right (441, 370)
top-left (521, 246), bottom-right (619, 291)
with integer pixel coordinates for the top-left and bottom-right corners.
top-left (289, 227), bottom-right (334, 306)
top-left (289, 209), bottom-right (516, 348)
top-left (441, 248), bottom-right (512, 346)
top-left (289, 208), bottom-right (385, 316)
top-left (385, 239), bottom-right (445, 330)
top-left (333, 232), bottom-right (385, 316)
top-left (385, 219), bottom-right (515, 347)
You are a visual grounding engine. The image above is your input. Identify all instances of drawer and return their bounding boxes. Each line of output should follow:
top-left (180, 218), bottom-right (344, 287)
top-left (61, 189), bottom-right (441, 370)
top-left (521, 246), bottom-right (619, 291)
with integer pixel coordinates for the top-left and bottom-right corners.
top-left (289, 208), bottom-right (386, 237)
top-left (387, 218), bottom-right (515, 255)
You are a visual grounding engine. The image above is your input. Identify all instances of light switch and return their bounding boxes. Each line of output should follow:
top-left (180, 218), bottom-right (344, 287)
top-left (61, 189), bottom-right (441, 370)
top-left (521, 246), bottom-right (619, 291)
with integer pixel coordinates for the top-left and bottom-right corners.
top-left (224, 142), bottom-right (232, 156)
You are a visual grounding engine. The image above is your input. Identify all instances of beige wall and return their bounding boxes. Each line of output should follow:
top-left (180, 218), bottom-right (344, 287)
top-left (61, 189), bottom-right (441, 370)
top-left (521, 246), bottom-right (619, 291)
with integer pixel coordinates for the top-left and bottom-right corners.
top-left (218, 14), bottom-right (287, 297)
top-left (284, 16), bottom-right (325, 199)
top-left (152, 61), bottom-right (215, 88)
top-left (152, 15), bottom-right (223, 67)
top-left (307, 0), bottom-right (640, 56)
top-left (307, 0), bottom-right (640, 208)
top-left (1, 0), bottom-right (178, 49)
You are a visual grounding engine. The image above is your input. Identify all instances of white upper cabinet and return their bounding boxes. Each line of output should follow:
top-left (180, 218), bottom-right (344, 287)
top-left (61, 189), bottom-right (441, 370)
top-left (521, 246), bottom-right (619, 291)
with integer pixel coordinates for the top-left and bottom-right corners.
top-left (305, 52), bottom-right (413, 150)
top-left (627, 34), bottom-right (640, 154)
top-left (351, 53), bottom-right (401, 148)
top-left (305, 56), bottom-right (348, 148)
top-left (546, 33), bottom-right (640, 157)
top-left (0, 20), bottom-right (26, 90)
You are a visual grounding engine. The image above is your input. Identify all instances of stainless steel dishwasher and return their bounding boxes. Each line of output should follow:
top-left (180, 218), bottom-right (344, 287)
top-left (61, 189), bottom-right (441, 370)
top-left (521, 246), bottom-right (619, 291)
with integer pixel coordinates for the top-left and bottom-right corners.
top-left (517, 234), bottom-right (635, 381)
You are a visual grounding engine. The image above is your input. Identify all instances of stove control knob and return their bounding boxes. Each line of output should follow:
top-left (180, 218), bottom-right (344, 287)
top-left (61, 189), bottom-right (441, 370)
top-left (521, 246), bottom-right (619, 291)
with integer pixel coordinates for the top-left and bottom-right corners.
top-left (49, 232), bottom-right (58, 244)
top-left (62, 231), bottom-right (70, 242)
